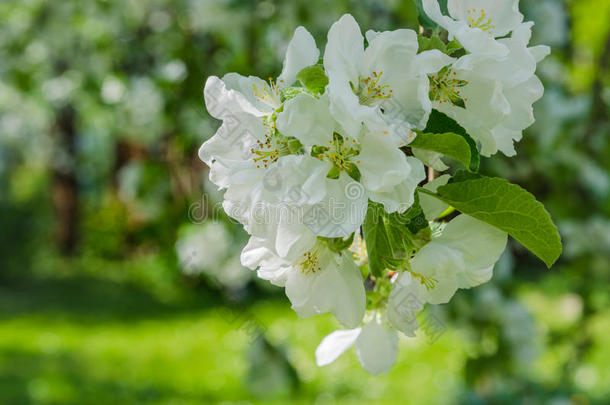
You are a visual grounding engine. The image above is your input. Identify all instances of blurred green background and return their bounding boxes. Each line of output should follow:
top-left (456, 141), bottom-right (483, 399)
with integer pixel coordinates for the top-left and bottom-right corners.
top-left (1, 0), bottom-right (609, 404)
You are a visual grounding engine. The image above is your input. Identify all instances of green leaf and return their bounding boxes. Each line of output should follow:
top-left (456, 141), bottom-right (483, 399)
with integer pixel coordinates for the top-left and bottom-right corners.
top-left (296, 65), bottom-right (328, 95)
top-left (391, 193), bottom-right (429, 235)
top-left (412, 149), bottom-right (449, 171)
top-left (418, 34), bottom-right (446, 53)
top-left (419, 174), bottom-right (562, 268)
top-left (423, 110), bottom-right (480, 171)
top-left (413, 0), bottom-right (448, 31)
top-left (320, 234), bottom-right (354, 254)
top-left (445, 39), bottom-right (464, 56)
top-left (425, 109), bottom-right (465, 134)
top-left (388, 201), bottom-right (432, 252)
top-left (448, 170), bottom-right (482, 183)
top-left (362, 200), bottom-right (431, 277)
top-left (363, 203), bottom-right (396, 277)
top-left (411, 131), bottom-right (478, 172)
top-left (413, 0), bottom-right (447, 31)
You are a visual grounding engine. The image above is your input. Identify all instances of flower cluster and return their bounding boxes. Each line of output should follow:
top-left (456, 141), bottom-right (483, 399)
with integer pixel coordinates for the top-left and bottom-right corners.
top-left (200, 0), bottom-right (550, 375)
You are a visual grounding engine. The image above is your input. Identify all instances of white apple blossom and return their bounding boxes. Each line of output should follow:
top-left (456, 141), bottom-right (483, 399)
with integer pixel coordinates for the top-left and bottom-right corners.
top-left (315, 314), bottom-right (399, 375)
top-left (197, 9), bottom-right (552, 376)
top-left (324, 14), bottom-right (454, 138)
top-left (221, 154), bottom-right (368, 240)
top-left (315, 214), bottom-right (508, 374)
top-left (395, 215), bottom-right (508, 306)
top-left (241, 235), bottom-right (366, 328)
top-left (276, 93), bottom-right (426, 213)
top-left (422, 0), bottom-right (523, 57)
top-left (429, 23), bottom-right (550, 155)
top-left (199, 26), bottom-right (319, 190)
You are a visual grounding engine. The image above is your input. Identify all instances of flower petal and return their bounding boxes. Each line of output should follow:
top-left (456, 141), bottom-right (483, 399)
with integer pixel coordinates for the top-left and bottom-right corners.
top-left (423, 0), bottom-right (509, 57)
top-left (324, 14), bottom-right (364, 85)
top-left (388, 272), bottom-right (427, 336)
top-left (307, 173), bottom-right (368, 238)
top-left (355, 319), bottom-right (399, 375)
top-left (204, 75), bottom-right (262, 119)
top-left (448, 0), bottom-right (523, 37)
top-left (368, 157), bottom-right (426, 213)
top-left (361, 29), bottom-right (417, 81)
top-left (434, 68), bottom-right (510, 157)
top-left (278, 26), bottom-right (320, 88)
top-left (310, 252), bottom-right (366, 328)
top-left (530, 45), bottom-right (551, 63)
top-left (358, 133), bottom-right (412, 193)
top-left (491, 75), bottom-right (544, 156)
top-left (241, 237), bottom-right (292, 287)
top-left (222, 73), bottom-right (280, 112)
top-left (315, 328), bottom-right (361, 367)
top-left (411, 242), bottom-right (463, 304)
top-left (276, 94), bottom-right (334, 147)
top-left (285, 251), bottom-right (366, 327)
top-left (415, 50), bottom-right (455, 75)
top-left (419, 174), bottom-right (451, 220)
top-left (285, 269), bottom-right (318, 318)
top-left (436, 215), bottom-right (507, 288)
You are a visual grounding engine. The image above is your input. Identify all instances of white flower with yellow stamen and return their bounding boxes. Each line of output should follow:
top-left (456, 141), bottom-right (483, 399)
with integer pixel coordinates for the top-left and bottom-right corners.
top-left (241, 236), bottom-right (366, 328)
top-left (276, 92), bottom-right (426, 213)
top-left (422, 0), bottom-right (524, 57)
top-left (394, 215), bottom-right (508, 306)
top-left (430, 22), bottom-right (549, 156)
top-left (196, 8), bottom-right (552, 376)
top-left (199, 26), bottom-right (320, 189)
top-left (323, 14), bottom-right (454, 141)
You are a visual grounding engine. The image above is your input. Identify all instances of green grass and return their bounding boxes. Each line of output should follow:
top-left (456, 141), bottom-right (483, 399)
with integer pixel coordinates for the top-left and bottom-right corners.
top-left (1, 271), bottom-right (609, 404)
top-left (0, 275), bottom-right (469, 404)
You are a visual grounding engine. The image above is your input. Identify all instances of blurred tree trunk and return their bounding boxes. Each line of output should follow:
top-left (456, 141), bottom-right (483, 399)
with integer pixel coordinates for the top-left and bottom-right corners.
top-left (111, 140), bottom-right (148, 189)
top-left (52, 105), bottom-right (78, 255)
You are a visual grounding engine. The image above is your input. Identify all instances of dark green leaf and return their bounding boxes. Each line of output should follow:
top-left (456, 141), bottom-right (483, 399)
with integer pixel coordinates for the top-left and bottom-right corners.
top-left (447, 169), bottom-right (483, 183)
top-left (413, 0), bottom-right (448, 32)
top-left (419, 175), bottom-right (562, 268)
top-left (423, 110), bottom-right (480, 171)
top-left (391, 193), bottom-right (429, 235)
top-left (362, 200), bottom-right (431, 277)
top-left (411, 131), bottom-right (478, 172)
top-left (363, 203), bottom-right (395, 277)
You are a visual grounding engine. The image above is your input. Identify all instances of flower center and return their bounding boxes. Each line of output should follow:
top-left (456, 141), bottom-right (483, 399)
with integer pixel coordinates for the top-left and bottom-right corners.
top-left (429, 67), bottom-right (469, 108)
top-left (354, 71), bottom-right (393, 107)
top-left (299, 249), bottom-right (321, 274)
top-left (252, 77), bottom-right (282, 109)
top-left (466, 9), bottom-right (495, 34)
top-left (312, 133), bottom-right (361, 180)
top-left (250, 141), bottom-right (281, 169)
top-left (250, 116), bottom-right (292, 169)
